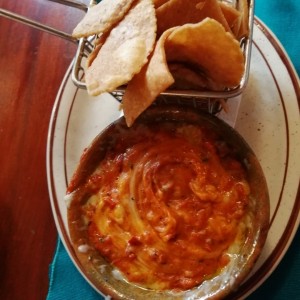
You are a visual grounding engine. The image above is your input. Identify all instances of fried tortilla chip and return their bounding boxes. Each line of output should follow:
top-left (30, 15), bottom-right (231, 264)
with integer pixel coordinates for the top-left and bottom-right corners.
top-left (72, 0), bottom-right (136, 38)
top-left (236, 0), bottom-right (249, 39)
top-left (122, 29), bottom-right (175, 127)
top-left (156, 0), bottom-right (231, 36)
top-left (85, 0), bottom-right (157, 96)
top-left (153, 0), bottom-right (170, 8)
top-left (219, 2), bottom-right (241, 38)
top-left (86, 32), bottom-right (109, 68)
top-left (165, 18), bottom-right (244, 88)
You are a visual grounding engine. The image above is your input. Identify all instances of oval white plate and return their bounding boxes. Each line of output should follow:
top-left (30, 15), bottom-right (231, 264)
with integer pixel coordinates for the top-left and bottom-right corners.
top-left (47, 19), bottom-right (300, 299)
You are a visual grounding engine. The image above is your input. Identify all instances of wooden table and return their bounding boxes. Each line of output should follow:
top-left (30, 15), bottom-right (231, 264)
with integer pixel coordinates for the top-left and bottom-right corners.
top-left (0, 1), bottom-right (88, 299)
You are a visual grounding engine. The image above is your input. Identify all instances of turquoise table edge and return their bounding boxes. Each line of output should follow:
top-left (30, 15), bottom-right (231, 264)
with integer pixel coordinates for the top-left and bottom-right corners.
top-left (47, 1), bottom-right (300, 299)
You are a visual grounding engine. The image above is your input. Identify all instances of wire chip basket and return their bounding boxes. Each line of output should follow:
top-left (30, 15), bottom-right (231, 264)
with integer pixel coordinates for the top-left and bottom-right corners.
top-left (0, 0), bottom-right (254, 114)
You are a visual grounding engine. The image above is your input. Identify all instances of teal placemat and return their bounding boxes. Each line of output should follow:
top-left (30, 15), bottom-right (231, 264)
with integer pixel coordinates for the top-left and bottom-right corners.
top-left (47, 1), bottom-right (300, 299)
top-left (47, 230), bottom-right (300, 299)
top-left (255, 0), bottom-right (300, 74)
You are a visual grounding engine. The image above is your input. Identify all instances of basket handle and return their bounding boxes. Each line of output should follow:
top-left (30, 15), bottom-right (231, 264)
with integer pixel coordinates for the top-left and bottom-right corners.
top-left (0, 0), bottom-right (89, 43)
top-left (48, 0), bottom-right (87, 11)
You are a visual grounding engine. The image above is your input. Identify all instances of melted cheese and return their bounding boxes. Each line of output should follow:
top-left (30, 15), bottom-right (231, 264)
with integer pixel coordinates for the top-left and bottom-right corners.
top-left (82, 122), bottom-right (250, 291)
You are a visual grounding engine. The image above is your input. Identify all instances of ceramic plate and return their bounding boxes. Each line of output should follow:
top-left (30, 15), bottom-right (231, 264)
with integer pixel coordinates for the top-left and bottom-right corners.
top-left (47, 19), bottom-right (300, 299)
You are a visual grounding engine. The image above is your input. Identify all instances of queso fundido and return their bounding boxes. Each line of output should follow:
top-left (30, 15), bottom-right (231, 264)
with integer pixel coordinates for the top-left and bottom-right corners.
top-left (67, 110), bottom-right (255, 291)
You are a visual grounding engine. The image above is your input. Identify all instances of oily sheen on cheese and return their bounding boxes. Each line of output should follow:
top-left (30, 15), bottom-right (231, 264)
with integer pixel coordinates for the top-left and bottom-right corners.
top-left (69, 121), bottom-right (250, 291)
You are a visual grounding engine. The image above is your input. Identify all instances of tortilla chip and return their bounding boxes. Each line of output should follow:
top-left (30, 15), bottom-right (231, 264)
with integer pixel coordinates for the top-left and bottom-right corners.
top-left (236, 0), bottom-right (249, 39)
top-left (169, 63), bottom-right (225, 91)
top-left (122, 29), bottom-right (175, 127)
top-left (156, 0), bottom-right (231, 36)
top-left (165, 18), bottom-right (244, 87)
top-left (85, 0), bottom-right (157, 96)
top-left (86, 33), bottom-right (109, 68)
top-left (219, 2), bottom-right (241, 38)
top-left (72, 0), bottom-right (136, 38)
top-left (153, 0), bottom-right (170, 9)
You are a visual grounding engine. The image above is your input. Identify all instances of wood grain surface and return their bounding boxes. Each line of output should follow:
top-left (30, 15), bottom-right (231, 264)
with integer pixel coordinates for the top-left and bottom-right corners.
top-left (0, 0), bottom-right (88, 299)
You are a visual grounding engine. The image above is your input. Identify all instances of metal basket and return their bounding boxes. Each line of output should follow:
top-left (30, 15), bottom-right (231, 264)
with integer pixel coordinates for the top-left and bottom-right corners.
top-left (0, 0), bottom-right (254, 114)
